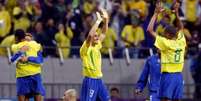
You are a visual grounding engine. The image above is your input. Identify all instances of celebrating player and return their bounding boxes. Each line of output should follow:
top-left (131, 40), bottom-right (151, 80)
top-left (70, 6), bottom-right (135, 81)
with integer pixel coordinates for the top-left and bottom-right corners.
top-left (79, 8), bottom-right (110, 101)
top-left (147, 1), bottom-right (186, 101)
top-left (11, 29), bottom-right (45, 101)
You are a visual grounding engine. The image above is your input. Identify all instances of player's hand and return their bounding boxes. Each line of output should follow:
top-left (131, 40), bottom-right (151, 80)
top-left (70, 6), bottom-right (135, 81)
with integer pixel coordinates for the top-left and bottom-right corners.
top-left (99, 8), bottom-right (109, 21)
top-left (135, 89), bottom-right (142, 95)
top-left (154, 1), bottom-right (165, 14)
top-left (20, 56), bottom-right (28, 62)
top-left (96, 12), bottom-right (103, 22)
top-left (20, 45), bottom-right (29, 52)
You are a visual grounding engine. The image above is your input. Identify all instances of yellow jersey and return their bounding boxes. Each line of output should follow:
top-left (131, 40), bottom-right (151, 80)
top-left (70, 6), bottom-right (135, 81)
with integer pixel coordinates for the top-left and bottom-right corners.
top-left (186, 0), bottom-right (197, 22)
top-left (55, 27), bottom-right (73, 58)
top-left (154, 31), bottom-right (186, 73)
top-left (0, 9), bottom-right (11, 37)
top-left (80, 41), bottom-right (102, 78)
top-left (11, 41), bottom-right (42, 78)
top-left (0, 35), bottom-right (15, 56)
top-left (101, 27), bottom-right (117, 54)
top-left (121, 25), bottom-right (144, 47)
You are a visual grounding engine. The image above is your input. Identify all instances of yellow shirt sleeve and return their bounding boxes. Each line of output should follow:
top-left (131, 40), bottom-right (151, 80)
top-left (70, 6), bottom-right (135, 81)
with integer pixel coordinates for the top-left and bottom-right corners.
top-left (11, 44), bottom-right (18, 53)
top-left (154, 35), bottom-right (168, 51)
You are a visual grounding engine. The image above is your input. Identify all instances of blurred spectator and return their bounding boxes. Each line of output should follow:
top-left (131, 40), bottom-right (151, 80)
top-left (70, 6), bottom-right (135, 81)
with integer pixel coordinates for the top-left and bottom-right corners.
top-left (121, 10), bottom-right (145, 58)
top-left (190, 43), bottom-right (201, 100)
top-left (27, 0), bottom-right (42, 21)
top-left (40, 0), bottom-right (58, 22)
top-left (96, 0), bottom-right (113, 14)
top-left (32, 21), bottom-right (46, 45)
top-left (5, 0), bottom-right (17, 13)
top-left (62, 89), bottom-right (77, 101)
top-left (161, 0), bottom-right (173, 9)
top-left (12, 6), bottom-right (31, 31)
top-left (182, 0), bottom-right (200, 32)
top-left (0, 1), bottom-right (11, 42)
top-left (43, 18), bottom-right (57, 56)
top-left (0, 33), bottom-right (15, 56)
top-left (31, 20), bottom-right (55, 57)
top-left (125, 0), bottom-right (148, 20)
top-left (55, 23), bottom-right (73, 58)
top-left (82, 0), bottom-right (95, 14)
top-left (110, 0), bottom-right (126, 46)
top-left (188, 30), bottom-right (200, 57)
top-left (110, 87), bottom-right (121, 100)
top-left (55, 0), bottom-right (66, 23)
top-left (100, 24), bottom-right (117, 57)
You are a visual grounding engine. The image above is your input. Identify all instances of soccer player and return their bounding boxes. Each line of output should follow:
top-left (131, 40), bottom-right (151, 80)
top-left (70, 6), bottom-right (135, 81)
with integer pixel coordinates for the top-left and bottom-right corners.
top-left (79, 8), bottom-right (110, 101)
top-left (11, 29), bottom-right (45, 101)
top-left (135, 50), bottom-right (161, 101)
top-left (147, 1), bottom-right (186, 101)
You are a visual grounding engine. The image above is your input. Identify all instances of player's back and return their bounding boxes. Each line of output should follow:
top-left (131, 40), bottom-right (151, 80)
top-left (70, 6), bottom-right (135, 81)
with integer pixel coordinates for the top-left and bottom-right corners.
top-left (155, 31), bottom-right (186, 73)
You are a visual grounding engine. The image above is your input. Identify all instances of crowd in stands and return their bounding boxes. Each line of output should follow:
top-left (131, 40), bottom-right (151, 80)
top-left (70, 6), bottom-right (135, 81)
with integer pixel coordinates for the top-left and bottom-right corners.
top-left (0, 0), bottom-right (200, 58)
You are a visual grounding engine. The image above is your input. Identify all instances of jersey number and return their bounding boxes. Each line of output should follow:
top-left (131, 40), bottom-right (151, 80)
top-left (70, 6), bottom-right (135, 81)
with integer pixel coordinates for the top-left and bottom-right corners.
top-left (174, 49), bottom-right (182, 62)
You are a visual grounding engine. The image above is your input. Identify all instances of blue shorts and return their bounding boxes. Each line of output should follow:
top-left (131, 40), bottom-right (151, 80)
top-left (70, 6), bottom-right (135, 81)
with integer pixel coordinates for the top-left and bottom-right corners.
top-left (159, 72), bottom-right (183, 100)
top-left (80, 77), bottom-right (110, 101)
top-left (16, 74), bottom-right (45, 97)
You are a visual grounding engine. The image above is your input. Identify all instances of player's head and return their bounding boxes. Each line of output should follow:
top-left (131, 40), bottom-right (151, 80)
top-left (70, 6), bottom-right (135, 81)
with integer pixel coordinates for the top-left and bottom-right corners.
top-left (25, 33), bottom-right (33, 41)
top-left (14, 29), bottom-right (26, 43)
top-left (164, 25), bottom-right (177, 39)
top-left (63, 89), bottom-right (77, 101)
top-left (91, 32), bottom-right (99, 45)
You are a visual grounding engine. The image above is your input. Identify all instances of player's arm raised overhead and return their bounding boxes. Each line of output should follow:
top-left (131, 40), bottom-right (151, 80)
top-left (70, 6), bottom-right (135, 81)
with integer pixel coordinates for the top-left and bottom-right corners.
top-left (85, 12), bottom-right (103, 46)
top-left (99, 8), bottom-right (109, 42)
top-left (147, 2), bottom-right (164, 38)
top-left (174, 2), bottom-right (184, 31)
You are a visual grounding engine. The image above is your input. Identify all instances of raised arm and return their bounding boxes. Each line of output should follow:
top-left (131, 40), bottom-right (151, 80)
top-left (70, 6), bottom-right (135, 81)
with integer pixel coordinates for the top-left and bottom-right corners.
top-left (147, 2), bottom-right (164, 38)
top-left (174, 2), bottom-right (184, 30)
top-left (85, 12), bottom-right (103, 46)
top-left (99, 8), bottom-right (109, 42)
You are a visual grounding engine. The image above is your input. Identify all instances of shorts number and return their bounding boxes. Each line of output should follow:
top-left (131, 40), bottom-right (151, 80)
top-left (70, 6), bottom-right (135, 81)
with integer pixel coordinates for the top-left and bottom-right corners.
top-left (175, 49), bottom-right (182, 62)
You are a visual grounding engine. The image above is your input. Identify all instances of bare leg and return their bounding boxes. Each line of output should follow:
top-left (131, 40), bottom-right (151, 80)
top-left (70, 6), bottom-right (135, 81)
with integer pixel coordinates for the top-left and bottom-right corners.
top-left (25, 96), bottom-right (29, 101)
top-left (34, 94), bottom-right (43, 101)
top-left (18, 95), bottom-right (26, 101)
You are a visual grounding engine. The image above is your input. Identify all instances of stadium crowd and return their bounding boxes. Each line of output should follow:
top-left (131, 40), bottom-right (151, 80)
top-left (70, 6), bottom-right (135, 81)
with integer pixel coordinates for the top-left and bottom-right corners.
top-left (0, 0), bottom-right (200, 58)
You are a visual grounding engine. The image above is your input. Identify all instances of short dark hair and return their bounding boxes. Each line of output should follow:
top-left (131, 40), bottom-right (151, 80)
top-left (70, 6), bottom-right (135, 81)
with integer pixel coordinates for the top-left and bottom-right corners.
top-left (164, 25), bottom-right (177, 36)
top-left (14, 29), bottom-right (26, 42)
top-left (110, 87), bottom-right (119, 93)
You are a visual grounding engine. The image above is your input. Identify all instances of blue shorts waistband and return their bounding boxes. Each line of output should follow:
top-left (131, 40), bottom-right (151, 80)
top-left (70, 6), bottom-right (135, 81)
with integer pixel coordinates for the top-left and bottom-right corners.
top-left (162, 72), bottom-right (181, 74)
top-left (84, 76), bottom-right (102, 80)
